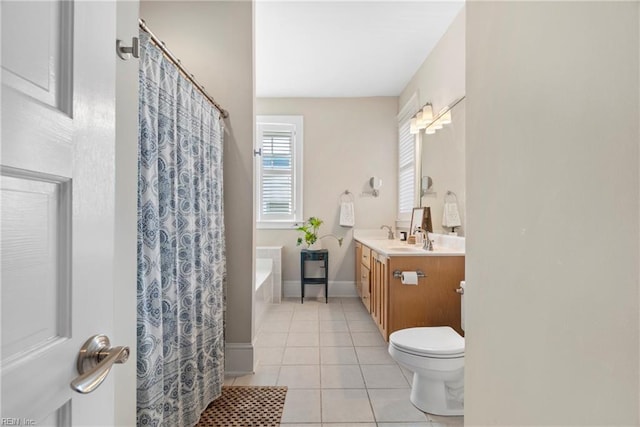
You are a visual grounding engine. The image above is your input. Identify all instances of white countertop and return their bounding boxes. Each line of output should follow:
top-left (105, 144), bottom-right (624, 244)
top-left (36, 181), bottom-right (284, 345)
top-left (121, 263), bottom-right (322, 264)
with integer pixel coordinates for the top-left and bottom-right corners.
top-left (353, 229), bottom-right (465, 257)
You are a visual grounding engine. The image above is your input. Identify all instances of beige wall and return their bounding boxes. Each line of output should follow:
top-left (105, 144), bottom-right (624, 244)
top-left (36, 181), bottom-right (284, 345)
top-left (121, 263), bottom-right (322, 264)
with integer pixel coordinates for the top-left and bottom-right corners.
top-left (140, 1), bottom-right (255, 369)
top-left (399, 7), bottom-right (465, 234)
top-left (399, 7), bottom-right (465, 115)
top-left (466, 2), bottom-right (639, 424)
top-left (256, 97), bottom-right (398, 284)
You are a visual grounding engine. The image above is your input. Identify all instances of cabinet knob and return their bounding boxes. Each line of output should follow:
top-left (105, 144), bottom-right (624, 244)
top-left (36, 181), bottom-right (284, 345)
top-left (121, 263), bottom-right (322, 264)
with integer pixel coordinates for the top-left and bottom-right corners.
top-left (455, 287), bottom-right (464, 295)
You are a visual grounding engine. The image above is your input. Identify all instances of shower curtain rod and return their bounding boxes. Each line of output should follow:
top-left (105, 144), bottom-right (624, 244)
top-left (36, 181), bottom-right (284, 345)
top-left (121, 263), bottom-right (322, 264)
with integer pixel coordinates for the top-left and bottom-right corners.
top-left (139, 19), bottom-right (230, 119)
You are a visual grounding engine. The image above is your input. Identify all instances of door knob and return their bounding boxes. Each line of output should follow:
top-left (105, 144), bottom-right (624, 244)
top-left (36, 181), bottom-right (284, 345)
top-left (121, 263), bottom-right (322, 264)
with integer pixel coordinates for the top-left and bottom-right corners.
top-left (70, 335), bottom-right (129, 394)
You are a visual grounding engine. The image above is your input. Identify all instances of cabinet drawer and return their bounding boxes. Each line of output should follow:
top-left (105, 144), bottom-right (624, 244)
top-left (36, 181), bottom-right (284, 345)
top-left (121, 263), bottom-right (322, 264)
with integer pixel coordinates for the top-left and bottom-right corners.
top-left (361, 246), bottom-right (371, 269)
top-left (361, 265), bottom-right (370, 288)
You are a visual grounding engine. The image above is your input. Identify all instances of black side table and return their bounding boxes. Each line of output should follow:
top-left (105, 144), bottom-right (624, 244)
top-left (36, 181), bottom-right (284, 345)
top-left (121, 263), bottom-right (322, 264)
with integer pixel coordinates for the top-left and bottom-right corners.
top-left (300, 249), bottom-right (329, 303)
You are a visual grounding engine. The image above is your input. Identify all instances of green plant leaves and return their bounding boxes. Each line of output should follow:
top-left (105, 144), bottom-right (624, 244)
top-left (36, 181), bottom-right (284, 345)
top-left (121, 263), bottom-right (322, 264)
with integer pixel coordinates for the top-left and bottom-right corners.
top-left (296, 217), bottom-right (342, 248)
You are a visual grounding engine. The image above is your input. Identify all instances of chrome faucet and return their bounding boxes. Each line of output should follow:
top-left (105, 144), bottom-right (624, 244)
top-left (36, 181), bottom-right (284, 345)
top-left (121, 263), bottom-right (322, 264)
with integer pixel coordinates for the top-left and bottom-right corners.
top-left (380, 225), bottom-right (394, 240)
top-left (422, 231), bottom-right (434, 251)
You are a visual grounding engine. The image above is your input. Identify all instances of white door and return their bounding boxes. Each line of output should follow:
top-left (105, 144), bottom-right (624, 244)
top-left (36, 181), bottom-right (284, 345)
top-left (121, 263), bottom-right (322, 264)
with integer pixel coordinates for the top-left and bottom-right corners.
top-left (2, 1), bottom-right (120, 425)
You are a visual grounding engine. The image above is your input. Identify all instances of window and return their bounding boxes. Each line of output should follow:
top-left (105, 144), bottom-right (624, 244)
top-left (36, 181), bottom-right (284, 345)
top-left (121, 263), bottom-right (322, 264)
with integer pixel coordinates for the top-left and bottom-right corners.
top-left (255, 115), bottom-right (303, 228)
top-left (397, 95), bottom-right (419, 220)
top-left (398, 120), bottom-right (415, 218)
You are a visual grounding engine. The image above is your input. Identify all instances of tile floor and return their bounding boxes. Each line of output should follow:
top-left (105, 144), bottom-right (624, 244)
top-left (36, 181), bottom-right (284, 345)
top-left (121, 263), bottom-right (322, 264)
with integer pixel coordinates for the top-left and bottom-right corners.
top-left (225, 297), bottom-right (464, 427)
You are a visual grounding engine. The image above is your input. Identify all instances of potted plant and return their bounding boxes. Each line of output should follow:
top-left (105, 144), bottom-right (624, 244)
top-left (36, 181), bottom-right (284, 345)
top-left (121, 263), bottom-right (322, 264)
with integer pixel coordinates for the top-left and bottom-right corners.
top-left (296, 217), bottom-right (343, 249)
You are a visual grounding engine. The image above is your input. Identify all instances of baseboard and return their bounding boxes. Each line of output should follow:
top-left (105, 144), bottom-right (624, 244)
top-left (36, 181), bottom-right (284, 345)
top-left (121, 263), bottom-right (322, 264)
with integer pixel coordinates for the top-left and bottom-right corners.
top-left (224, 342), bottom-right (254, 375)
top-left (283, 280), bottom-right (358, 298)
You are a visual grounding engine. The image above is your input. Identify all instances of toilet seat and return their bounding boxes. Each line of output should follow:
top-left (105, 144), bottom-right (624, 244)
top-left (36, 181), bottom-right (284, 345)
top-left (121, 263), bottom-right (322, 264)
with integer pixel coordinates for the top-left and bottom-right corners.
top-left (389, 326), bottom-right (464, 358)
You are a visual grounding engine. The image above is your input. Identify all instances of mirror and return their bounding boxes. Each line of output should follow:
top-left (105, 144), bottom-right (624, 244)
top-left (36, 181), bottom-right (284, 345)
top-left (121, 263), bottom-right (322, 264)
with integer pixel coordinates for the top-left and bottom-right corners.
top-left (421, 98), bottom-right (465, 236)
top-left (409, 207), bottom-right (433, 235)
top-left (421, 176), bottom-right (434, 196)
top-left (369, 176), bottom-right (382, 197)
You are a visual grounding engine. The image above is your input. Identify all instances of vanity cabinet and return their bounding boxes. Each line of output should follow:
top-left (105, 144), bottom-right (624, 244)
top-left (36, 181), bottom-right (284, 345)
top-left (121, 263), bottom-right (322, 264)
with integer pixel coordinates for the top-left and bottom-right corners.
top-left (355, 242), bottom-right (465, 341)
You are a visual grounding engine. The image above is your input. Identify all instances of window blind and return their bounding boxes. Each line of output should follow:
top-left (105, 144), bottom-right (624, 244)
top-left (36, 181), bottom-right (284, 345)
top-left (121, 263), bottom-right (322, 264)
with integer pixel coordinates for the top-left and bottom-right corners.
top-left (261, 127), bottom-right (294, 216)
top-left (398, 119), bottom-right (415, 215)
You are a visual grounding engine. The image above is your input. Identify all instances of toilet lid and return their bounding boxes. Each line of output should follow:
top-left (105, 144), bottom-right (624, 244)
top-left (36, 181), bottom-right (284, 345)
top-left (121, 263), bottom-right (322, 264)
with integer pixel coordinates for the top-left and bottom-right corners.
top-left (390, 327), bottom-right (464, 357)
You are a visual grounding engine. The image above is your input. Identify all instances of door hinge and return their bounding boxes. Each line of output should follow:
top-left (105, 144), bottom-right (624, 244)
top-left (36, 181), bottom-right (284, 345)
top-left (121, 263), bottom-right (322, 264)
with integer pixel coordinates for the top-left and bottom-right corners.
top-left (253, 148), bottom-right (262, 156)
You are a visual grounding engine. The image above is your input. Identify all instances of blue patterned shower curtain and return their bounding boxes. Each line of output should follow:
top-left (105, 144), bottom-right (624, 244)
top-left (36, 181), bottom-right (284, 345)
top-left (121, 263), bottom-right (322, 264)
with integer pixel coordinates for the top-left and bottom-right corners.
top-left (136, 32), bottom-right (226, 427)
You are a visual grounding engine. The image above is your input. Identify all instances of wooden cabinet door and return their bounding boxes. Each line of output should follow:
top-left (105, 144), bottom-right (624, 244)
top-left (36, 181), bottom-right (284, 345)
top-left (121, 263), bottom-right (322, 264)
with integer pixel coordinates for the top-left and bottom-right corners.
top-left (371, 251), bottom-right (389, 339)
top-left (370, 253), bottom-right (380, 326)
top-left (388, 256), bottom-right (465, 336)
top-left (361, 265), bottom-right (371, 313)
top-left (378, 256), bottom-right (389, 339)
top-left (356, 242), bottom-right (371, 312)
top-left (355, 242), bottom-right (362, 298)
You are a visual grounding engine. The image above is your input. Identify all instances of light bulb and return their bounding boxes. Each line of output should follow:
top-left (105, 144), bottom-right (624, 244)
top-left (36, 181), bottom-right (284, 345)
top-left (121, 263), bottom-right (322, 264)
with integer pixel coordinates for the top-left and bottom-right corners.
top-left (421, 104), bottom-right (434, 123)
top-left (416, 112), bottom-right (427, 129)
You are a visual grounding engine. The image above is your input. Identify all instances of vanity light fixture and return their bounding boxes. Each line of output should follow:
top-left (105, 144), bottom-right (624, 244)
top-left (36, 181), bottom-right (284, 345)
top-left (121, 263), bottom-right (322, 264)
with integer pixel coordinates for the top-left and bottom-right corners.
top-left (420, 104), bottom-right (434, 125)
top-left (409, 95), bottom-right (465, 137)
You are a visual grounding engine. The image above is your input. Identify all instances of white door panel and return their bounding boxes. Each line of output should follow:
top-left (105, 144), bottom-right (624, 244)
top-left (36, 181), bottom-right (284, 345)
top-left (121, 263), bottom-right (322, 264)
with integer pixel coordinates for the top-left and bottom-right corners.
top-left (1, 171), bottom-right (71, 361)
top-left (2, 0), bottom-right (72, 112)
top-left (2, 1), bottom-right (118, 425)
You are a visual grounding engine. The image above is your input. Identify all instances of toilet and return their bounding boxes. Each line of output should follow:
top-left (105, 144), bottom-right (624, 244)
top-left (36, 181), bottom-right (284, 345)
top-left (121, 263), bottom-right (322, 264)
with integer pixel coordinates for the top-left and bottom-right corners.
top-left (388, 281), bottom-right (465, 416)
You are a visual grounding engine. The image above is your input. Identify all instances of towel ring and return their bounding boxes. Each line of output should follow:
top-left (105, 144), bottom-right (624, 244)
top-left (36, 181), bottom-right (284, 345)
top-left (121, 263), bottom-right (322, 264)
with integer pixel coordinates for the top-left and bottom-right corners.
top-left (339, 190), bottom-right (354, 203)
top-left (445, 190), bottom-right (458, 203)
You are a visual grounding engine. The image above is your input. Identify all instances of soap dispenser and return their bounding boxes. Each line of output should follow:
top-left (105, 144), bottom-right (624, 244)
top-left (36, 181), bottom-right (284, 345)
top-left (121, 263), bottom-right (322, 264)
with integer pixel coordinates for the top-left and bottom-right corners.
top-left (414, 227), bottom-right (424, 245)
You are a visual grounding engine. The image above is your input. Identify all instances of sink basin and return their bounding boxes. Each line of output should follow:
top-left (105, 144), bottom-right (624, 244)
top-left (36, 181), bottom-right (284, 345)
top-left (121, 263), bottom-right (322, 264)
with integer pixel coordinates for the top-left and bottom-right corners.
top-left (387, 246), bottom-right (426, 253)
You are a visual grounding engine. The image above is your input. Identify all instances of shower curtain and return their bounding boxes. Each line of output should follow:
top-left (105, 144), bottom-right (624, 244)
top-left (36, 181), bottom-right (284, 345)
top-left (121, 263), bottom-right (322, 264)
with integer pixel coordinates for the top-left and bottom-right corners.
top-left (136, 32), bottom-right (226, 427)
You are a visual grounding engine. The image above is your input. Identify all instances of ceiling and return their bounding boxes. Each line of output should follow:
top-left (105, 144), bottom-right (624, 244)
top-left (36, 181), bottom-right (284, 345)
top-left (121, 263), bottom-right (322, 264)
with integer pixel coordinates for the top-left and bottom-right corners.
top-left (255, 1), bottom-right (464, 98)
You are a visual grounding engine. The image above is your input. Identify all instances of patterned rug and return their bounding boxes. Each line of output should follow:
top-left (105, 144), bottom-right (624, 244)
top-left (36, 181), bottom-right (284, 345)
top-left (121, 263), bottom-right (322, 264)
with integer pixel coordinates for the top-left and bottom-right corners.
top-left (196, 386), bottom-right (288, 426)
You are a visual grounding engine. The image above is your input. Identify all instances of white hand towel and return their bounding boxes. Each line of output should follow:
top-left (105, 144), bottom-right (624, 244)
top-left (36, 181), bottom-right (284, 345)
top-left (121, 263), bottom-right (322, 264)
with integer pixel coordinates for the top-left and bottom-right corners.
top-left (443, 202), bottom-right (462, 228)
top-left (339, 201), bottom-right (355, 227)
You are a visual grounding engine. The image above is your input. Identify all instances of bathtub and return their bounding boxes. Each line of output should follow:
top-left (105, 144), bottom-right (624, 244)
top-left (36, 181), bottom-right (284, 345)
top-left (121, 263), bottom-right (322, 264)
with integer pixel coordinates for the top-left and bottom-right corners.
top-left (254, 258), bottom-right (273, 330)
top-left (255, 258), bottom-right (273, 293)
top-left (255, 246), bottom-right (282, 303)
